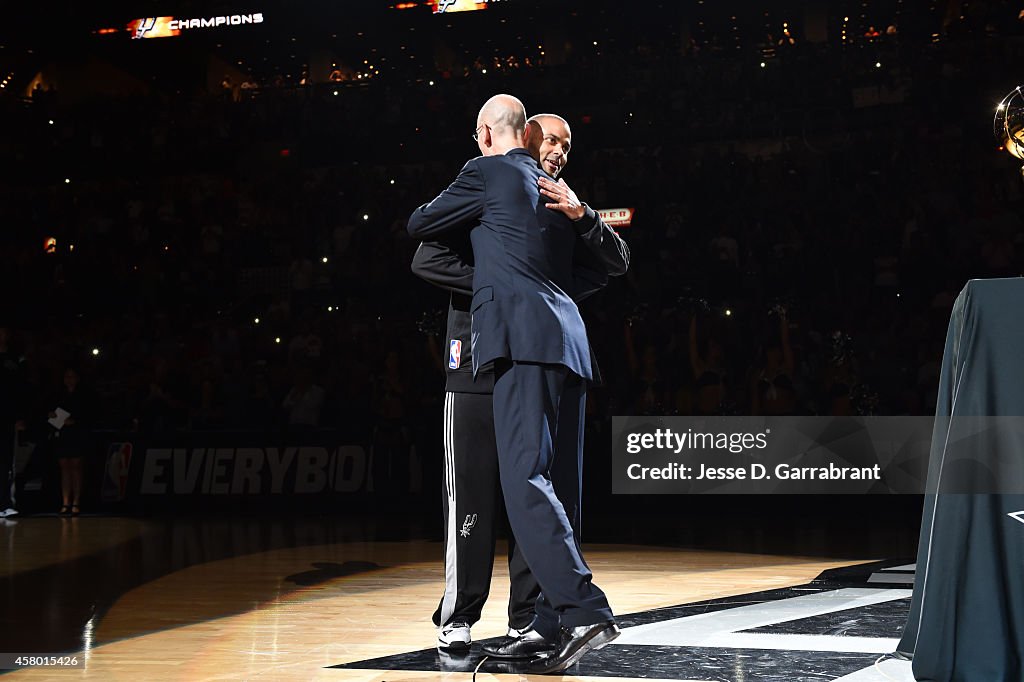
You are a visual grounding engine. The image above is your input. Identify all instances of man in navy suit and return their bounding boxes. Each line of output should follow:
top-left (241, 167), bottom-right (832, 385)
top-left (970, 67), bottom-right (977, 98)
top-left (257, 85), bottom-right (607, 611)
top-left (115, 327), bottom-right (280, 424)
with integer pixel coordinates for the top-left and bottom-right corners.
top-left (407, 94), bottom-right (620, 673)
top-left (410, 111), bottom-right (628, 655)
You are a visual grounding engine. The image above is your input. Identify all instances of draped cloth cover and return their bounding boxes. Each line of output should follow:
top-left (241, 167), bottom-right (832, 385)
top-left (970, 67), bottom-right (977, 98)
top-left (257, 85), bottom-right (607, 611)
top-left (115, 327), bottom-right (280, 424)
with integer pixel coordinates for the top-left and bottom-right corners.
top-left (897, 279), bottom-right (1024, 681)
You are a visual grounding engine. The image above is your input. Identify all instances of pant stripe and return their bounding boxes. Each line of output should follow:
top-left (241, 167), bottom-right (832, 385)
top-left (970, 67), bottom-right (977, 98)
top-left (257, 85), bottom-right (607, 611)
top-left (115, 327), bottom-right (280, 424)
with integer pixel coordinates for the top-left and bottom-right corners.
top-left (438, 391), bottom-right (459, 626)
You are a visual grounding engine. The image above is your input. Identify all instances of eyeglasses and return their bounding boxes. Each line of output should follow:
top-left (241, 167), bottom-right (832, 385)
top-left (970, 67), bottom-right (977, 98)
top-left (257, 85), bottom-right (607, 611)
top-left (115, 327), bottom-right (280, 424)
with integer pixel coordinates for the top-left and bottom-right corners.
top-left (472, 123), bottom-right (491, 142)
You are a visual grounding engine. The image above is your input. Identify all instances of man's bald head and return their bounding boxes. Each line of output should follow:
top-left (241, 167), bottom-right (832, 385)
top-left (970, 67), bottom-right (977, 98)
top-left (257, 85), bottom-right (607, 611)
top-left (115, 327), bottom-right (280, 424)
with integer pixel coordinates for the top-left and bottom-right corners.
top-left (527, 113), bottom-right (571, 135)
top-left (475, 94), bottom-right (528, 156)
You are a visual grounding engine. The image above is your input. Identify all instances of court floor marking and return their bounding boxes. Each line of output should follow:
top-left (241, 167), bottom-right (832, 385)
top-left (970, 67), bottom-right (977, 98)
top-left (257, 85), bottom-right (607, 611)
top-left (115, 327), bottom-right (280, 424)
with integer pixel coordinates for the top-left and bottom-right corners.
top-left (833, 657), bottom-right (914, 682)
top-left (616, 587), bottom-right (911, 653)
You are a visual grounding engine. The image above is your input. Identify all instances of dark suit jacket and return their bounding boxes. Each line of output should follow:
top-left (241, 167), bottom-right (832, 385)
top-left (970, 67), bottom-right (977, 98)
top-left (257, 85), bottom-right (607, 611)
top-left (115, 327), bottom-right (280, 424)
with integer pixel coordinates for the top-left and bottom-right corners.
top-left (408, 148), bottom-right (618, 379)
top-left (411, 206), bottom-right (629, 393)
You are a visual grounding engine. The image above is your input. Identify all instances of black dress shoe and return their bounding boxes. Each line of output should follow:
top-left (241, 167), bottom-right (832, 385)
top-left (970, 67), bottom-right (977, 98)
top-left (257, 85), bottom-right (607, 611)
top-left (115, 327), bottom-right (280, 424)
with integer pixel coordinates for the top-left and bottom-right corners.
top-left (526, 621), bottom-right (620, 673)
top-left (480, 629), bottom-right (556, 660)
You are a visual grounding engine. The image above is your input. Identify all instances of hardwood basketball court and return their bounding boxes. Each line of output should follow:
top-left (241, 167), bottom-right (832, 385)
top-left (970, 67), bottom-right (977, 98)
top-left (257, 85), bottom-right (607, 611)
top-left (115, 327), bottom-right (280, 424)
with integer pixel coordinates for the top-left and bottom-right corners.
top-left (0, 515), bottom-right (920, 681)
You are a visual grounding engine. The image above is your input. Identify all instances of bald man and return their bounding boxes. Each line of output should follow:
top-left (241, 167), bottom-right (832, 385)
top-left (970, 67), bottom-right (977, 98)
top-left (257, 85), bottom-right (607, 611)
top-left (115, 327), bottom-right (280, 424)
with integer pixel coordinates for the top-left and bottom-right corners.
top-left (408, 95), bottom-right (621, 673)
top-left (410, 111), bottom-right (627, 657)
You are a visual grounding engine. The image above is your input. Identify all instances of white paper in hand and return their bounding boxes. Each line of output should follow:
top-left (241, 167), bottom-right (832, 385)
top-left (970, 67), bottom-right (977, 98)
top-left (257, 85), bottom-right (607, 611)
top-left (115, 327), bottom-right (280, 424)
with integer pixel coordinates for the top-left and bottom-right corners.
top-left (48, 407), bottom-right (71, 430)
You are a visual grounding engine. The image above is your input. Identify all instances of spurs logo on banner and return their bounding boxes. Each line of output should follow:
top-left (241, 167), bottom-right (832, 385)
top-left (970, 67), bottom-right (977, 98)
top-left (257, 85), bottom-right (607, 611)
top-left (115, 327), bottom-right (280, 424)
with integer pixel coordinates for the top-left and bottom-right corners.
top-left (459, 513), bottom-right (477, 537)
top-left (133, 17), bottom-right (157, 39)
top-left (127, 16), bottom-right (179, 39)
top-left (432, 0), bottom-right (494, 13)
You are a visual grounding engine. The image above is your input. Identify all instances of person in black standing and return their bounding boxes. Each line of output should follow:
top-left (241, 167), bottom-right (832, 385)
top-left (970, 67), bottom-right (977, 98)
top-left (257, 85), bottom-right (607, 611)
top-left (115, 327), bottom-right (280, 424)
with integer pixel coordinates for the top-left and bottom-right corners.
top-left (50, 367), bottom-right (93, 516)
top-left (412, 242), bottom-right (539, 650)
top-left (0, 326), bottom-right (27, 518)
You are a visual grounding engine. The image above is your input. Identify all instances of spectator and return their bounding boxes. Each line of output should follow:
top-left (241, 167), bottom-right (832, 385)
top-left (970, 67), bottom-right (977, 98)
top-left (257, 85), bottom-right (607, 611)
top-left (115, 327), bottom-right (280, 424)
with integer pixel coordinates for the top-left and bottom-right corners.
top-left (0, 327), bottom-right (28, 518)
top-left (50, 368), bottom-right (94, 516)
top-left (282, 364), bottom-right (325, 428)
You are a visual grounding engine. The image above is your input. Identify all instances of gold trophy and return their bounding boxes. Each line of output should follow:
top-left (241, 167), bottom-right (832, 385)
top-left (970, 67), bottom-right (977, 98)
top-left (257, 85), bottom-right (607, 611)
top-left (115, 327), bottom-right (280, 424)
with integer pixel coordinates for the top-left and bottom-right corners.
top-left (994, 86), bottom-right (1024, 176)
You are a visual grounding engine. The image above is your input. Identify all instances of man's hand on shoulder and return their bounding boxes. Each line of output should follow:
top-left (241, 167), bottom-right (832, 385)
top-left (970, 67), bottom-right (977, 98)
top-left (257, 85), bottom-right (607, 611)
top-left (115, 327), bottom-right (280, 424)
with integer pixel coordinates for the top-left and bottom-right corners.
top-left (539, 176), bottom-right (586, 222)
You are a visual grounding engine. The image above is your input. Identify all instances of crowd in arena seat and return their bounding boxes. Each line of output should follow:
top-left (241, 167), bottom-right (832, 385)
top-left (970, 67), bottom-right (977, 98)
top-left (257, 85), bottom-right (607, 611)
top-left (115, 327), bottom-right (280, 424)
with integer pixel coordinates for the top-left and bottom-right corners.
top-left (2, 19), bottom-right (1024, 493)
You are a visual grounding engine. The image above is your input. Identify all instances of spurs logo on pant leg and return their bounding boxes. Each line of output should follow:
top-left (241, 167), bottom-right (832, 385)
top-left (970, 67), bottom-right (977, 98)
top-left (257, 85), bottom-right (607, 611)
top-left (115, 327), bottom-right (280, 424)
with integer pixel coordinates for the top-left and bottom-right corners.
top-left (459, 513), bottom-right (477, 538)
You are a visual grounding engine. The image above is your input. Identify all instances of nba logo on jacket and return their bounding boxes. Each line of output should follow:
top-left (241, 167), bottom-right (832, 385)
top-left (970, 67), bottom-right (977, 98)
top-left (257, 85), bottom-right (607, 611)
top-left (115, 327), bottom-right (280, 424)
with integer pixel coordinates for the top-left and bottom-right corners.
top-left (449, 339), bottom-right (462, 369)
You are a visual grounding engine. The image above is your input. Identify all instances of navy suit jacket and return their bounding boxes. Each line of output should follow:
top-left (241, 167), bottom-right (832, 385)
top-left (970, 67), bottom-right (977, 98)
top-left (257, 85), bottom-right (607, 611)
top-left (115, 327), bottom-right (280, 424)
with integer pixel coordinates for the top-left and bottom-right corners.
top-left (408, 148), bottom-right (603, 378)
top-left (410, 205), bottom-right (630, 391)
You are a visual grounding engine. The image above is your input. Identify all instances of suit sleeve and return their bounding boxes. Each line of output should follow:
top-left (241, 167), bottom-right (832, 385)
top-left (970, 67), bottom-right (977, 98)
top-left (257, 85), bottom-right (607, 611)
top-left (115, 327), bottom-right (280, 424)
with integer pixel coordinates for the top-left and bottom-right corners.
top-left (572, 204), bottom-right (630, 276)
top-left (410, 240), bottom-right (475, 297)
top-left (407, 160), bottom-right (485, 239)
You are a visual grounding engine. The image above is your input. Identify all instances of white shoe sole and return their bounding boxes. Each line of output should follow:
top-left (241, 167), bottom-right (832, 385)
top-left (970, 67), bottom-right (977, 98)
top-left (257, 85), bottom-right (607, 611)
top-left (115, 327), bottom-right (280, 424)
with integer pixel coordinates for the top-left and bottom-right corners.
top-left (436, 626), bottom-right (472, 651)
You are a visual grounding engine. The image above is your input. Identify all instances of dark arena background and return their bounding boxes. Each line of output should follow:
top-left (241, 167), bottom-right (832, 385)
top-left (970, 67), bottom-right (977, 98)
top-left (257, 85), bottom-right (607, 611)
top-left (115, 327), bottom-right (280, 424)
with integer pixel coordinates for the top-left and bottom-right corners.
top-left (1, 1), bottom-right (1023, 680)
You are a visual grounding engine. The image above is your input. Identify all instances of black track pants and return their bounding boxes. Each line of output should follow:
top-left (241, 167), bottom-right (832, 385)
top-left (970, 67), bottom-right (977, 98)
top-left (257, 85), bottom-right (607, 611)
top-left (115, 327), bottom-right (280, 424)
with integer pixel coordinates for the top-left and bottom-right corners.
top-left (432, 391), bottom-right (539, 629)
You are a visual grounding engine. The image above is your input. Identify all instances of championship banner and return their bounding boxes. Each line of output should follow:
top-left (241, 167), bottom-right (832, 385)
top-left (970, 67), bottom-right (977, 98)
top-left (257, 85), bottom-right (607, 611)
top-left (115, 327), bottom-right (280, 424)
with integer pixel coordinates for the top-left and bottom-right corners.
top-left (597, 207), bottom-right (635, 228)
top-left (129, 13), bottom-right (264, 39)
top-left (431, 0), bottom-right (489, 13)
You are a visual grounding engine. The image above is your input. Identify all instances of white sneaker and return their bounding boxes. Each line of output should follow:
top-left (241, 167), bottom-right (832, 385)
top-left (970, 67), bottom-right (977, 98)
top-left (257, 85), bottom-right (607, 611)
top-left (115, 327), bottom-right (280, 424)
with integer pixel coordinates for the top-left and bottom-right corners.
top-left (437, 621), bottom-right (471, 650)
top-left (0, 508), bottom-right (17, 518)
